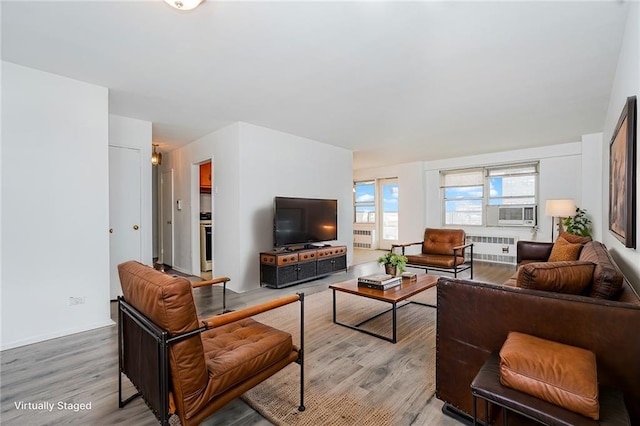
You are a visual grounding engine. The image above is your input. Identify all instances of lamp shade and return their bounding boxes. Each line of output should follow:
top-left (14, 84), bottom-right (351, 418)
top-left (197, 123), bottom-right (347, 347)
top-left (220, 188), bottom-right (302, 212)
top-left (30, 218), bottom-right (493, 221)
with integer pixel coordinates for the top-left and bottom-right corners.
top-left (545, 199), bottom-right (576, 217)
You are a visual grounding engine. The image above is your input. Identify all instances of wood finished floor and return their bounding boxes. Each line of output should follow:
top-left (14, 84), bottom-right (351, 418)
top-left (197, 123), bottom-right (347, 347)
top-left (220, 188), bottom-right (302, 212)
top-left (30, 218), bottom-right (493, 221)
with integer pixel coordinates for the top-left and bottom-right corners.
top-left (1, 259), bottom-right (515, 426)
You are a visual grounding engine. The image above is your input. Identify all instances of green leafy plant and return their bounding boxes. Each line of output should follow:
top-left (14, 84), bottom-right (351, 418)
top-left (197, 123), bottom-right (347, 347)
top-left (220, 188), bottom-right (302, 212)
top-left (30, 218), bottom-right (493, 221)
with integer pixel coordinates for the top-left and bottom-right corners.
top-left (562, 207), bottom-right (592, 237)
top-left (377, 252), bottom-right (408, 273)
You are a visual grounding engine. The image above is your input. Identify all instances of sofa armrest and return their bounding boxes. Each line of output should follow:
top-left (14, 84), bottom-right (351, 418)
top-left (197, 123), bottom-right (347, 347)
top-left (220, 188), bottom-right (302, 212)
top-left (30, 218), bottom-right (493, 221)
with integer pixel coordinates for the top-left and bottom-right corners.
top-left (192, 276), bottom-right (230, 288)
top-left (392, 242), bottom-right (423, 248)
top-left (202, 294), bottom-right (301, 328)
top-left (452, 243), bottom-right (473, 254)
top-left (435, 278), bottom-right (640, 424)
top-left (517, 240), bottom-right (554, 264)
top-left (391, 242), bottom-right (423, 255)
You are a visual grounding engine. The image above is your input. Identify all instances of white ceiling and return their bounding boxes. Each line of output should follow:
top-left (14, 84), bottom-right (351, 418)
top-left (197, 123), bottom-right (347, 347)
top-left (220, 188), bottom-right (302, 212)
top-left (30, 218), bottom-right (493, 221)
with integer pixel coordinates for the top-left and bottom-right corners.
top-left (1, 1), bottom-right (630, 169)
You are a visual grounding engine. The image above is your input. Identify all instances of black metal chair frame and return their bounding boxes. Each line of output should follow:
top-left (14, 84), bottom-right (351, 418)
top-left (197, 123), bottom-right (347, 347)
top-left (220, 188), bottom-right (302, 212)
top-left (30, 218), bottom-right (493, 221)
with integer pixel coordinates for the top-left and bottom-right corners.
top-left (118, 293), bottom-right (305, 425)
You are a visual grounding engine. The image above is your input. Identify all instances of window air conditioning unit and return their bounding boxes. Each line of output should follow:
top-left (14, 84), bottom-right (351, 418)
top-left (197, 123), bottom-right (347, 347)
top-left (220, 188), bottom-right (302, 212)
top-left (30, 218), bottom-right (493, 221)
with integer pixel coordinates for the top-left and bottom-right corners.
top-left (487, 205), bottom-right (537, 226)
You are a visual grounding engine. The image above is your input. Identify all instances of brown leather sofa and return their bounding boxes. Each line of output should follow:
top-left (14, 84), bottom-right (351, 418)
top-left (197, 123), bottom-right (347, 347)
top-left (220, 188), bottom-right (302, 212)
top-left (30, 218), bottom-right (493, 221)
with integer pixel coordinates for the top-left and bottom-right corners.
top-left (436, 240), bottom-right (640, 424)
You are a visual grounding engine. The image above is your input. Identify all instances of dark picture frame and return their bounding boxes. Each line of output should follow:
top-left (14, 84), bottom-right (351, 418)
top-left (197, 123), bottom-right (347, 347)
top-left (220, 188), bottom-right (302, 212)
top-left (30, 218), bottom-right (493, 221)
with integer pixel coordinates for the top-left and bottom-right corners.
top-left (609, 95), bottom-right (637, 248)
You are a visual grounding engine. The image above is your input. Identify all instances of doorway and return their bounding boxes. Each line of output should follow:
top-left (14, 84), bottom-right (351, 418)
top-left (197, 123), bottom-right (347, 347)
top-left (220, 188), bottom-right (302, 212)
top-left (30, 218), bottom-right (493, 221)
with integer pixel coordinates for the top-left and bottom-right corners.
top-left (198, 160), bottom-right (213, 279)
top-left (378, 178), bottom-right (399, 250)
top-left (160, 169), bottom-right (174, 269)
top-left (353, 178), bottom-right (400, 251)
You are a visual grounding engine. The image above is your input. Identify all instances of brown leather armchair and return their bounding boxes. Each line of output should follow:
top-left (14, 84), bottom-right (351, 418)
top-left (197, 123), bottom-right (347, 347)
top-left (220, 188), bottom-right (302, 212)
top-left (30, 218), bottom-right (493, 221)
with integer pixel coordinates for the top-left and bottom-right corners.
top-left (117, 261), bottom-right (304, 426)
top-left (392, 228), bottom-right (474, 279)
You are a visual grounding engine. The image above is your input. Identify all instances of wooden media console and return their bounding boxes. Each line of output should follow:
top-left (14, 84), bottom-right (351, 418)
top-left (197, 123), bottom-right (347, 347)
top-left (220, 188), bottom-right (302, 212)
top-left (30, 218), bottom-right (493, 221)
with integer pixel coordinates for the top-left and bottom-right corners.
top-left (260, 245), bottom-right (347, 288)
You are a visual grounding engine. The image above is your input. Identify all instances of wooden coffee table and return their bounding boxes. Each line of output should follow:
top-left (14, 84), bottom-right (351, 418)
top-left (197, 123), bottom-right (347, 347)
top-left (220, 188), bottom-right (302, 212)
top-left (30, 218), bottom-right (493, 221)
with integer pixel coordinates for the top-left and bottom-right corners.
top-left (329, 274), bottom-right (438, 343)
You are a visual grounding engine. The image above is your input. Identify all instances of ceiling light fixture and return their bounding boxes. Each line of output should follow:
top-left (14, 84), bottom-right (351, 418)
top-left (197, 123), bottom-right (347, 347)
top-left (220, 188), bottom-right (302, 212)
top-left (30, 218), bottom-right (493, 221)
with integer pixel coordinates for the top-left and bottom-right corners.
top-left (163, 0), bottom-right (203, 11)
top-left (152, 144), bottom-right (163, 166)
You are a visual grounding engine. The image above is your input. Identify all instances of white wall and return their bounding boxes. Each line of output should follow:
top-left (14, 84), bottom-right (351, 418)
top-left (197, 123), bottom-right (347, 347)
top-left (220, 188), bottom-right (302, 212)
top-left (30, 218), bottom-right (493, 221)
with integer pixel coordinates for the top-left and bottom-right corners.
top-left (353, 162), bottom-right (425, 246)
top-left (162, 123), bottom-right (241, 277)
top-left (423, 141), bottom-right (598, 244)
top-left (164, 122), bottom-right (353, 292)
top-left (152, 165), bottom-right (159, 258)
top-left (109, 114), bottom-right (153, 265)
top-left (238, 123), bottom-right (353, 291)
top-left (1, 62), bottom-right (112, 350)
top-left (601, 2), bottom-right (640, 289)
top-left (581, 133), bottom-right (604, 239)
top-left (351, 143), bottom-right (601, 256)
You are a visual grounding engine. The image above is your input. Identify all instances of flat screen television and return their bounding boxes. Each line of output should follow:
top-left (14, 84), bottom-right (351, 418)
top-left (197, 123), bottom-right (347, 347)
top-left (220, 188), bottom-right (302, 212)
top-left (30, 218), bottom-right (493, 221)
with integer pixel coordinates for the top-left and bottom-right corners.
top-left (273, 197), bottom-right (338, 248)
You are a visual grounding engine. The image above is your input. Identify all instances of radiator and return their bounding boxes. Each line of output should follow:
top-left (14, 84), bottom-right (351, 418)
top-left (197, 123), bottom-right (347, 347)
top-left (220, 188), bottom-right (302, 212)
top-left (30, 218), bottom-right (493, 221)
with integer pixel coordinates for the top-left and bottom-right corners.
top-left (466, 235), bottom-right (518, 265)
top-left (353, 229), bottom-right (375, 249)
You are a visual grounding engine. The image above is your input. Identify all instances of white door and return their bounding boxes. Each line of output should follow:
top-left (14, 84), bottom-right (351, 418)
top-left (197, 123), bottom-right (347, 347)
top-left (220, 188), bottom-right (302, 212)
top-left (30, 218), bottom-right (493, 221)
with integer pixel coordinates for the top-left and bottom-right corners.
top-left (109, 146), bottom-right (142, 299)
top-left (160, 170), bottom-right (174, 268)
top-left (378, 178), bottom-right (399, 250)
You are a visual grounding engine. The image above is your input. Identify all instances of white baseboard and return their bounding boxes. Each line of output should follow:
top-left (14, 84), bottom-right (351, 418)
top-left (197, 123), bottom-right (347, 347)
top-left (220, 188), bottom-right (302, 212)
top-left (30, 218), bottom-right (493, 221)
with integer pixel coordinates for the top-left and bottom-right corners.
top-left (0, 320), bottom-right (115, 352)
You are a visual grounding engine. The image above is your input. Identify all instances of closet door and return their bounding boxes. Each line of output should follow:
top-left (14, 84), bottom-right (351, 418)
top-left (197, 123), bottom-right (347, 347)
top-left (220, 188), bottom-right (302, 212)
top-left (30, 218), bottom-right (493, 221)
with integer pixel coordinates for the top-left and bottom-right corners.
top-left (109, 146), bottom-right (142, 299)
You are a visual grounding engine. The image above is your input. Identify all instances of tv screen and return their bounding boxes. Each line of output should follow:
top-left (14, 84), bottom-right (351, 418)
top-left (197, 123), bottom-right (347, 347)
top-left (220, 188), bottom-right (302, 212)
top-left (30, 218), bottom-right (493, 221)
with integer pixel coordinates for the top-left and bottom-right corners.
top-left (274, 197), bottom-right (338, 247)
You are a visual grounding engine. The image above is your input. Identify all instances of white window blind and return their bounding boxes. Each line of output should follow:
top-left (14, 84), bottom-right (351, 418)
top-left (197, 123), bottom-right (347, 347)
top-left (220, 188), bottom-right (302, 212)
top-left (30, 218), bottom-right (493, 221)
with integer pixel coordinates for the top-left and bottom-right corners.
top-left (442, 169), bottom-right (483, 187)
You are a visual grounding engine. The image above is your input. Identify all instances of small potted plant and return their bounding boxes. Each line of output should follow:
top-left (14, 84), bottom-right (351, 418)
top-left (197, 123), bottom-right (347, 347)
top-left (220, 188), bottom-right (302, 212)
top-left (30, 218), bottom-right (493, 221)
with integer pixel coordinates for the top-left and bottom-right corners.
top-left (377, 252), bottom-right (408, 276)
top-left (562, 207), bottom-right (592, 237)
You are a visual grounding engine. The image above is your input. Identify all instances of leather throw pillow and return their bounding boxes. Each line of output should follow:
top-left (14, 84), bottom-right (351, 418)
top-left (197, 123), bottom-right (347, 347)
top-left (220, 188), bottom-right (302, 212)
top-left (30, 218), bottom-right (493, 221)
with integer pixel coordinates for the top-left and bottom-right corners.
top-left (559, 231), bottom-right (592, 245)
top-left (516, 261), bottom-right (595, 294)
top-left (500, 332), bottom-right (599, 420)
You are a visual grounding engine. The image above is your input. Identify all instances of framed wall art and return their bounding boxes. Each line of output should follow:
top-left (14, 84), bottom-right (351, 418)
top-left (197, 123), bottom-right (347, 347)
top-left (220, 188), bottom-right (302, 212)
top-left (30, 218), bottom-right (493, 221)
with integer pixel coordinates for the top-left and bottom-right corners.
top-left (609, 95), bottom-right (637, 248)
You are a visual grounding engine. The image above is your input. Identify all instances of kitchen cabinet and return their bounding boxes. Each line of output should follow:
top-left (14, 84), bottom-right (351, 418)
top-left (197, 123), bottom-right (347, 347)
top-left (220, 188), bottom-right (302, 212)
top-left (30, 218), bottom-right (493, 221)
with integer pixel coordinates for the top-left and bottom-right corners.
top-left (200, 162), bottom-right (211, 193)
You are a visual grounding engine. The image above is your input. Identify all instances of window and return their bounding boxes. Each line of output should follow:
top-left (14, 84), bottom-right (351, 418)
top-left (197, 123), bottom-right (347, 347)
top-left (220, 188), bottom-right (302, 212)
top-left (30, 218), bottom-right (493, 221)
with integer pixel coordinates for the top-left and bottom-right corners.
top-left (441, 163), bottom-right (538, 225)
top-left (442, 169), bottom-right (484, 225)
top-left (354, 181), bottom-right (375, 223)
top-left (487, 164), bottom-right (537, 206)
top-left (380, 178), bottom-right (399, 242)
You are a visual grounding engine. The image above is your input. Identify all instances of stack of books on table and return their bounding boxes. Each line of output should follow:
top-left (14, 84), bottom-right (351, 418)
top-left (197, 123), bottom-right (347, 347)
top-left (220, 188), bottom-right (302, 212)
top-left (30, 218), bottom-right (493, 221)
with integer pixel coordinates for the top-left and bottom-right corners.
top-left (357, 273), bottom-right (402, 290)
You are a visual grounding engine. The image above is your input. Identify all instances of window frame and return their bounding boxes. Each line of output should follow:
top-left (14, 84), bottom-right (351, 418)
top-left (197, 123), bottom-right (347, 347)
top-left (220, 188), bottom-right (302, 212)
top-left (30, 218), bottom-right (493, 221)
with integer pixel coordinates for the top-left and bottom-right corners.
top-left (441, 168), bottom-right (484, 226)
top-left (441, 162), bottom-right (539, 226)
top-left (353, 180), bottom-right (376, 224)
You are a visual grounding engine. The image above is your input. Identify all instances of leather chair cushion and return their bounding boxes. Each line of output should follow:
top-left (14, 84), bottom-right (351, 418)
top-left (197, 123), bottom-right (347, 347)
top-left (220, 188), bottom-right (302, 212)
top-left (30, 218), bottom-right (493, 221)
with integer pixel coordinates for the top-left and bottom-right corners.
top-left (548, 237), bottom-right (583, 262)
top-left (559, 231), bottom-right (592, 245)
top-left (421, 228), bottom-right (465, 256)
top-left (406, 253), bottom-right (464, 268)
top-left (579, 241), bottom-right (624, 299)
top-left (201, 318), bottom-right (293, 398)
top-left (119, 261), bottom-right (200, 335)
top-left (516, 261), bottom-right (595, 295)
top-left (499, 332), bottom-right (599, 420)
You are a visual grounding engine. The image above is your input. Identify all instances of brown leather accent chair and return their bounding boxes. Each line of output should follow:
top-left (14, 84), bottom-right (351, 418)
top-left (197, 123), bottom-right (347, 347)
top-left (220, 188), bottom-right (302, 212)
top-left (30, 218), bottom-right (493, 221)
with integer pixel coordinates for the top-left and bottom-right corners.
top-left (117, 261), bottom-right (304, 426)
top-left (392, 228), bottom-right (474, 279)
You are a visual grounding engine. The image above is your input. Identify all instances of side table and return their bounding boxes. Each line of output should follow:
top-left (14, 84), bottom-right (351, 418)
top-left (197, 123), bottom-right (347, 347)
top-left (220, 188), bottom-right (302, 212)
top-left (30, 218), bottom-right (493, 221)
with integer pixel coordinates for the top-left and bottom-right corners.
top-left (471, 353), bottom-right (630, 426)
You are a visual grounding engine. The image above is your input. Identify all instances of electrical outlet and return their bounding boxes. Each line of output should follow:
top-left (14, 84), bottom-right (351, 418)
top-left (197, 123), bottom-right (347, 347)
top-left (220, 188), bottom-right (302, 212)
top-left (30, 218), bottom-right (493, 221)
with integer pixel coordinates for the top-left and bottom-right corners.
top-left (69, 296), bottom-right (86, 306)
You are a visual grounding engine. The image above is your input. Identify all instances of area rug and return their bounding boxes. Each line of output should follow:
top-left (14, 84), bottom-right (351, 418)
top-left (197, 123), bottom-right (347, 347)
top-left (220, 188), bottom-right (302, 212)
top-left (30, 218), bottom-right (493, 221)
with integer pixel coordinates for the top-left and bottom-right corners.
top-left (242, 287), bottom-right (437, 426)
